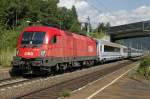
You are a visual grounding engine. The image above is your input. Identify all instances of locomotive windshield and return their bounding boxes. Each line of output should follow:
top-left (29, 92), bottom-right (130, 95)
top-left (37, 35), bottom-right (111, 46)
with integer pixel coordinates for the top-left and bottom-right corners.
top-left (21, 32), bottom-right (46, 45)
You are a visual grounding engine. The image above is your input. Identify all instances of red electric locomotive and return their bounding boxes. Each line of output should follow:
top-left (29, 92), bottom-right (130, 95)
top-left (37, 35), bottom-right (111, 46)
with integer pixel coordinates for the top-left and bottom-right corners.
top-left (11, 26), bottom-right (97, 75)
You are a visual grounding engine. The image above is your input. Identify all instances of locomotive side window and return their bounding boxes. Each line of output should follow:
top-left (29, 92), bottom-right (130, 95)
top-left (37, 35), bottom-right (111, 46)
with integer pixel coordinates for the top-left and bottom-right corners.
top-left (51, 35), bottom-right (57, 44)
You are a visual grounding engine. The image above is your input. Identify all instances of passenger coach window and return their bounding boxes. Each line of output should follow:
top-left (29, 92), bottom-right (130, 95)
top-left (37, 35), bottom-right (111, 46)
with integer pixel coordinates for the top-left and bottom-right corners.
top-left (104, 45), bottom-right (120, 52)
top-left (51, 36), bottom-right (57, 44)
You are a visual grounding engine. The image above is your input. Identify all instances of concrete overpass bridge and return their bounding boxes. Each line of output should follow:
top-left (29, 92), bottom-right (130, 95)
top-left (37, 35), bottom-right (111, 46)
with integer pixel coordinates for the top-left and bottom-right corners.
top-left (108, 20), bottom-right (150, 50)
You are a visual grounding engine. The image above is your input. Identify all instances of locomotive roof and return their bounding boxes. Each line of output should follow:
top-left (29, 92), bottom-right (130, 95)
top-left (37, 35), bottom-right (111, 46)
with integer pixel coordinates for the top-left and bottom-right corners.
top-left (24, 26), bottom-right (59, 31)
top-left (23, 26), bottom-right (95, 42)
top-left (72, 33), bottom-right (96, 42)
top-left (23, 26), bottom-right (65, 36)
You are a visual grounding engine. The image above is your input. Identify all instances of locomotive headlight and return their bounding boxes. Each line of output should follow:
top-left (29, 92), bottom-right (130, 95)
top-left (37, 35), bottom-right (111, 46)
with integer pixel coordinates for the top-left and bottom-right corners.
top-left (16, 49), bottom-right (19, 55)
top-left (40, 50), bottom-right (46, 57)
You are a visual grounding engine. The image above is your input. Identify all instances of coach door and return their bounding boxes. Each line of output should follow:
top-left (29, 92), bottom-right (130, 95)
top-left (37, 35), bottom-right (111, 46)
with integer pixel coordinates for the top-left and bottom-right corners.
top-left (128, 48), bottom-right (131, 58)
top-left (96, 41), bottom-right (100, 56)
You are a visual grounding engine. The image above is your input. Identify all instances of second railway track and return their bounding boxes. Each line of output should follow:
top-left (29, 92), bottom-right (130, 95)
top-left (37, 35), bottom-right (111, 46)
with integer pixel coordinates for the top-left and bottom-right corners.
top-left (0, 77), bottom-right (27, 88)
top-left (0, 77), bottom-right (39, 89)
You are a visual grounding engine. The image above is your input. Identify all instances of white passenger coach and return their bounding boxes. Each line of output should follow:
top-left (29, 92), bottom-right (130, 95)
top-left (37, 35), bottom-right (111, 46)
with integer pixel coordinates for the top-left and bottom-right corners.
top-left (96, 39), bottom-right (143, 63)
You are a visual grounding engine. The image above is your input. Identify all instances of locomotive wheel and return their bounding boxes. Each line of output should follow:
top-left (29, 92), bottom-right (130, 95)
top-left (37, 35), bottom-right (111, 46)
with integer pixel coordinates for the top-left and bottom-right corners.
top-left (9, 66), bottom-right (22, 76)
top-left (79, 62), bottom-right (84, 70)
top-left (58, 63), bottom-right (67, 73)
top-left (51, 66), bottom-right (58, 76)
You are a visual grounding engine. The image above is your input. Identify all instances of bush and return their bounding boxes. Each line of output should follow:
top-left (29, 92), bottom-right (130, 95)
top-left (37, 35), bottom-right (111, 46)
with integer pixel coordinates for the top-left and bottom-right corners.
top-left (140, 56), bottom-right (150, 66)
top-left (0, 26), bottom-right (20, 67)
top-left (137, 56), bottom-right (150, 79)
top-left (0, 49), bottom-right (15, 67)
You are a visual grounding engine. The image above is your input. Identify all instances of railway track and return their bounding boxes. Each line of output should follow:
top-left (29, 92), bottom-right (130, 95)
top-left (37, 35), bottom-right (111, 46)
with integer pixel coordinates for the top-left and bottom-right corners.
top-left (0, 77), bottom-right (29, 88)
top-left (0, 76), bottom-right (44, 91)
top-left (18, 60), bottom-right (137, 99)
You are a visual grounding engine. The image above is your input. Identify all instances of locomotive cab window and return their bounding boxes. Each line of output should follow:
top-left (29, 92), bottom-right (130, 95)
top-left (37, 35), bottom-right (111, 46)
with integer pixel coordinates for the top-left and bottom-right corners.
top-left (21, 32), bottom-right (46, 45)
top-left (50, 35), bottom-right (57, 44)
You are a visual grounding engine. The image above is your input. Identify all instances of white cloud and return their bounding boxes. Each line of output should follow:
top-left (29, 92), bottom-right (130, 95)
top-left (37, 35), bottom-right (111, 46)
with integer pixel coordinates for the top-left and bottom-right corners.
top-left (58, 0), bottom-right (88, 9)
top-left (58, 0), bottom-right (99, 27)
top-left (58, 0), bottom-right (150, 27)
top-left (100, 5), bottom-right (150, 26)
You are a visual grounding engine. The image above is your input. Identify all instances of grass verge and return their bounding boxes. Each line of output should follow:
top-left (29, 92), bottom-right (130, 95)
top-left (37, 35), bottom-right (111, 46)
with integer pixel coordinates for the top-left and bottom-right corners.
top-left (61, 90), bottom-right (71, 98)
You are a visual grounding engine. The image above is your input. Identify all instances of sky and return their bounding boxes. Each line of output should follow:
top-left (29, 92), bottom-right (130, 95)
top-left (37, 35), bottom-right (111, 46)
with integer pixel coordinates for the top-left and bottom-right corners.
top-left (58, 0), bottom-right (150, 27)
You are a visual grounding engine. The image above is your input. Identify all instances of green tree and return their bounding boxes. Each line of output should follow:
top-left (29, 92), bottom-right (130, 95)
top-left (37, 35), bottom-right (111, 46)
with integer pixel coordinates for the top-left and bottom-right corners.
top-left (68, 6), bottom-right (81, 33)
top-left (0, 0), bottom-right (29, 28)
top-left (40, 0), bottom-right (59, 26)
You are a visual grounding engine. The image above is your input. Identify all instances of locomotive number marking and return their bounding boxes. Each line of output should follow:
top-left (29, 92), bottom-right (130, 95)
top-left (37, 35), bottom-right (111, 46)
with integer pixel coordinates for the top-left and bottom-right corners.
top-left (24, 52), bottom-right (33, 56)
